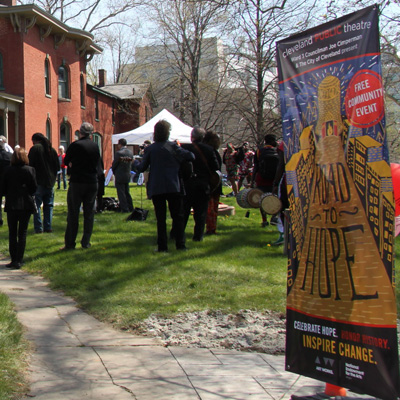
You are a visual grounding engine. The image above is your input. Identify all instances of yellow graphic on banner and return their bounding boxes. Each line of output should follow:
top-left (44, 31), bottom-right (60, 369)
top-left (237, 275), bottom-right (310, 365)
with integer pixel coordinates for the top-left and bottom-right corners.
top-left (286, 76), bottom-right (396, 326)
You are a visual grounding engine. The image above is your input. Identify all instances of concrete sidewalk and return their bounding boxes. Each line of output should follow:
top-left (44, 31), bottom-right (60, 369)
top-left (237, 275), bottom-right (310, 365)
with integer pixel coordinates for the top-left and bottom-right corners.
top-left (0, 262), bottom-right (374, 400)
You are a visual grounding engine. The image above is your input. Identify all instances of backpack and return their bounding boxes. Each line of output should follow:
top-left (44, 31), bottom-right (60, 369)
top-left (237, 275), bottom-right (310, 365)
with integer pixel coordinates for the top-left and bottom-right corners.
top-left (235, 147), bottom-right (245, 164)
top-left (258, 147), bottom-right (279, 181)
top-left (102, 197), bottom-right (120, 211)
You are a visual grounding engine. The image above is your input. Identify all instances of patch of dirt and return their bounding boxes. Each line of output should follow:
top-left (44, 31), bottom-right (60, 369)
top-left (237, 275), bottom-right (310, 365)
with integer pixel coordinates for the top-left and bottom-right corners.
top-left (136, 309), bottom-right (287, 354)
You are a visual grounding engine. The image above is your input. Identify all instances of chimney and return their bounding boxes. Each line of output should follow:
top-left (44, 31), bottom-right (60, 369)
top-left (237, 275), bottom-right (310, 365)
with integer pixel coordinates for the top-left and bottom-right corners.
top-left (0, 0), bottom-right (17, 6)
top-left (98, 69), bottom-right (107, 87)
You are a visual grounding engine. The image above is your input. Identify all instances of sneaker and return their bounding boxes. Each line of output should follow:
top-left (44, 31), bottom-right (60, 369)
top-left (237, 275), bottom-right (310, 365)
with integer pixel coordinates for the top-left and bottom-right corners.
top-left (261, 221), bottom-right (269, 227)
top-left (270, 215), bottom-right (279, 226)
top-left (272, 233), bottom-right (284, 246)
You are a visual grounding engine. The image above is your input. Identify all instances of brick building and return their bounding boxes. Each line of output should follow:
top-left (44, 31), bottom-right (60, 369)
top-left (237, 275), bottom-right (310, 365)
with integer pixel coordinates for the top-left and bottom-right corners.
top-left (0, 0), bottom-right (154, 170)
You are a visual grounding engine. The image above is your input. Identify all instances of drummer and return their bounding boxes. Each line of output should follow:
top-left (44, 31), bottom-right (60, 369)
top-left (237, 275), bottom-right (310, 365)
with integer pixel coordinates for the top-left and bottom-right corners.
top-left (251, 134), bottom-right (279, 227)
top-left (237, 142), bottom-right (254, 191)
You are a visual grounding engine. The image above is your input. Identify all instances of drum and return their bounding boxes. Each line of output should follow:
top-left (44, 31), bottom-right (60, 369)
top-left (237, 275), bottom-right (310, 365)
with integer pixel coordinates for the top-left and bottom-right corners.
top-left (236, 189), bottom-right (252, 208)
top-left (260, 193), bottom-right (282, 215)
top-left (247, 188), bottom-right (263, 208)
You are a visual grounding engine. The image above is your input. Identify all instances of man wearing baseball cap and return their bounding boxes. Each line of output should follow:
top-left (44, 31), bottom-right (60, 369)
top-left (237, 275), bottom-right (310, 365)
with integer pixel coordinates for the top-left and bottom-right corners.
top-left (61, 122), bottom-right (100, 250)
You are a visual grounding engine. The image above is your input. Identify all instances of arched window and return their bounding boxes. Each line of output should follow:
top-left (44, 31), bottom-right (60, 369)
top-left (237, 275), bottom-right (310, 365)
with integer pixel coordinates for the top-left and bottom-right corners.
top-left (46, 118), bottom-right (51, 139)
top-left (0, 53), bottom-right (4, 90)
top-left (45, 58), bottom-right (50, 96)
top-left (92, 132), bottom-right (102, 156)
top-left (58, 65), bottom-right (69, 99)
top-left (80, 74), bottom-right (85, 107)
top-left (59, 122), bottom-right (70, 149)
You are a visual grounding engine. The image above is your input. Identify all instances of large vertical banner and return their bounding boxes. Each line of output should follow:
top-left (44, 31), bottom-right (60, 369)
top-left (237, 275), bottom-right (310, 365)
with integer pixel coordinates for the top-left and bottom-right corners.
top-left (276, 6), bottom-right (399, 400)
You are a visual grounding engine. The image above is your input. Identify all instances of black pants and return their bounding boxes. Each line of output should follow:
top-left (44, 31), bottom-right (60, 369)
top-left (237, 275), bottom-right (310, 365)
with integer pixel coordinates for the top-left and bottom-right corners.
top-left (65, 181), bottom-right (98, 248)
top-left (7, 210), bottom-right (31, 263)
top-left (183, 184), bottom-right (209, 241)
top-left (152, 193), bottom-right (185, 251)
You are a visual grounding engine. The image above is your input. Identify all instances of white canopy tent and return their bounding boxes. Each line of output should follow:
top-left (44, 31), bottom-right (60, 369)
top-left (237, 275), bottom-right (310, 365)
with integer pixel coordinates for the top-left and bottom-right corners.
top-left (112, 109), bottom-right (193, 145)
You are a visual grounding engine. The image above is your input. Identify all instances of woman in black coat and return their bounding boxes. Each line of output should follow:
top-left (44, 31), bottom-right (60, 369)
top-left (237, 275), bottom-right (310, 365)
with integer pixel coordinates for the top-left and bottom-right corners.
top-left (1, 148), bottom-right (37, 269)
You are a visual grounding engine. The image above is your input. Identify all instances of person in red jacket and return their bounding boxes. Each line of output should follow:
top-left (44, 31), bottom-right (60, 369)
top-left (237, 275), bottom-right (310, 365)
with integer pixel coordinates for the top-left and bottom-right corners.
top-left (57, 145), bottom-right (67, 190)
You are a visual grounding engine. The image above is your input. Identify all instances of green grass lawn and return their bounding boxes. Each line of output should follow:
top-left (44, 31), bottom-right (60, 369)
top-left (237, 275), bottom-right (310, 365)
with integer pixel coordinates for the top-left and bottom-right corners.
top-left (0, 293), bottom-right (29, 399)
top-left (0, 184), bottom-right (289, 329)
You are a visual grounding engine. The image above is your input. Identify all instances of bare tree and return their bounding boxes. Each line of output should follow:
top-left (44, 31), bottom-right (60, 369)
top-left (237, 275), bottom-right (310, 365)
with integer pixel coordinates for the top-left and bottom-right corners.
top-left (18, 0), bottom-right (141, 33)
top-left (141, 0), bottom-right (230, 126)
top-left (95, 23), bottom-right (140, 84)
top-left (225, 0), bottom-right (321, 146)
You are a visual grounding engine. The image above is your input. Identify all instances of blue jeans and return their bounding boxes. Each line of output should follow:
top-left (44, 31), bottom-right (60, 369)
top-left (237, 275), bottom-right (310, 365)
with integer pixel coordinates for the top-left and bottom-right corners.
top-left (33, 185), bottom-right (54, 232)
top-left (57, 169), bottom-right (67, 189)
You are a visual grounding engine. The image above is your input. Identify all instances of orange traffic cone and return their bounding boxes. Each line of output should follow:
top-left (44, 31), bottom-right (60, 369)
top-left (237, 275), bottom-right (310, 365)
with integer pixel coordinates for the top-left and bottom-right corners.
top-left (325, 383), bottom-right (347, 397)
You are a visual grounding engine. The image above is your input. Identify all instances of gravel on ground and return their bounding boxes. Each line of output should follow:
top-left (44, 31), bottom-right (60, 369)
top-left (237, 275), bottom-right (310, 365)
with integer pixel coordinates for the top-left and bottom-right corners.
top-left (135, 309), bottom-right (287, 354)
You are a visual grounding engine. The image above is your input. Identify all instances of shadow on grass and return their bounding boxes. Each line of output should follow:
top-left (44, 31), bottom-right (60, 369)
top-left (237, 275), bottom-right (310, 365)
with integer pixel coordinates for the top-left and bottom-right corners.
top-left (17, 200), bottom-right (288, 323)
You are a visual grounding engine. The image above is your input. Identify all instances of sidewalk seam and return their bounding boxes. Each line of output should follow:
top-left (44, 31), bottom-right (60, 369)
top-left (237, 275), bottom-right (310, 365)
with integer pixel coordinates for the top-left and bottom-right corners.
top-left (168, 347), bottom-right (202, 399)
top-left (92, 346), bottom-right (138, 399)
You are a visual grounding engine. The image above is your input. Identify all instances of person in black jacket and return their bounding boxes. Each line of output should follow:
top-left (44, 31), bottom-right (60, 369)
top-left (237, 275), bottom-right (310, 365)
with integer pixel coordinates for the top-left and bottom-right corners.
top-left (112, 138), bottom-right (133, 213)
top-left (61, 122), bottom-right (100, 250)
top-left (182, 126), bottom-right (219, 242)
top-left (28, 132), bottom-right (60, 233)
top-left (1, 148), bottom-right (37, 269)
top-left (137, 120), bottom-right (194, 252)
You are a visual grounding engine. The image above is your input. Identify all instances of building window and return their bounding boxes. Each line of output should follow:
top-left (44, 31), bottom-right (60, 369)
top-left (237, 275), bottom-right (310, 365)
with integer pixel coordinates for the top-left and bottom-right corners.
top-left (80, 74), bottom-right (85, 107)
top-left (45, 58), bottom-right (50, 96)
top-left (46, 118), bottom-right (51, 139)
top-left (0, 116), bottom-right (4, 136)
top-left (0, 53), bottom-right (3, 90)
top-left (59, 123), bottom-right (70, 149)
top-left (58, 65), bottom-right (69, 99)
top-left (95, 94), bottom-right (99, 120)
top-left (92, 132), bottom-right (102, 156)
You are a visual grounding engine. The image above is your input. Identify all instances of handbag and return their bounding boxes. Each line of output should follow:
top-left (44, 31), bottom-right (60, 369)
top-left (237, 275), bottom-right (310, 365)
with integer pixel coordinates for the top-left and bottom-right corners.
top-left (126, 207), bottom-right (149, 221)
top-left (193, 144), bottom-right (221, 193)
top-left (126, 180), bottom-right (149, 221)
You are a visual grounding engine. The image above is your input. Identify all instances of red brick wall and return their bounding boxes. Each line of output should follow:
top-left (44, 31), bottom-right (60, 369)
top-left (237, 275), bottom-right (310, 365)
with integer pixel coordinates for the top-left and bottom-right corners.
top-left (22, 24), bottom-right (84, 150)
top-left (84, 88), bottom-right (117, 170)
top-left (0, 13), bottom-right (152, 169)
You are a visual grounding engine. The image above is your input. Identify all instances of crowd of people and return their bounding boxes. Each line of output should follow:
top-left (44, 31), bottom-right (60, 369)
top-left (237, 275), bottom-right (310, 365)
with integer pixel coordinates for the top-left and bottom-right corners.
top-left (0, 123), bottom-right (100, 268)
top-left (0, 120), bottom-right (287, 267)
top-left (136, 120), bottom-right (287, 252)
